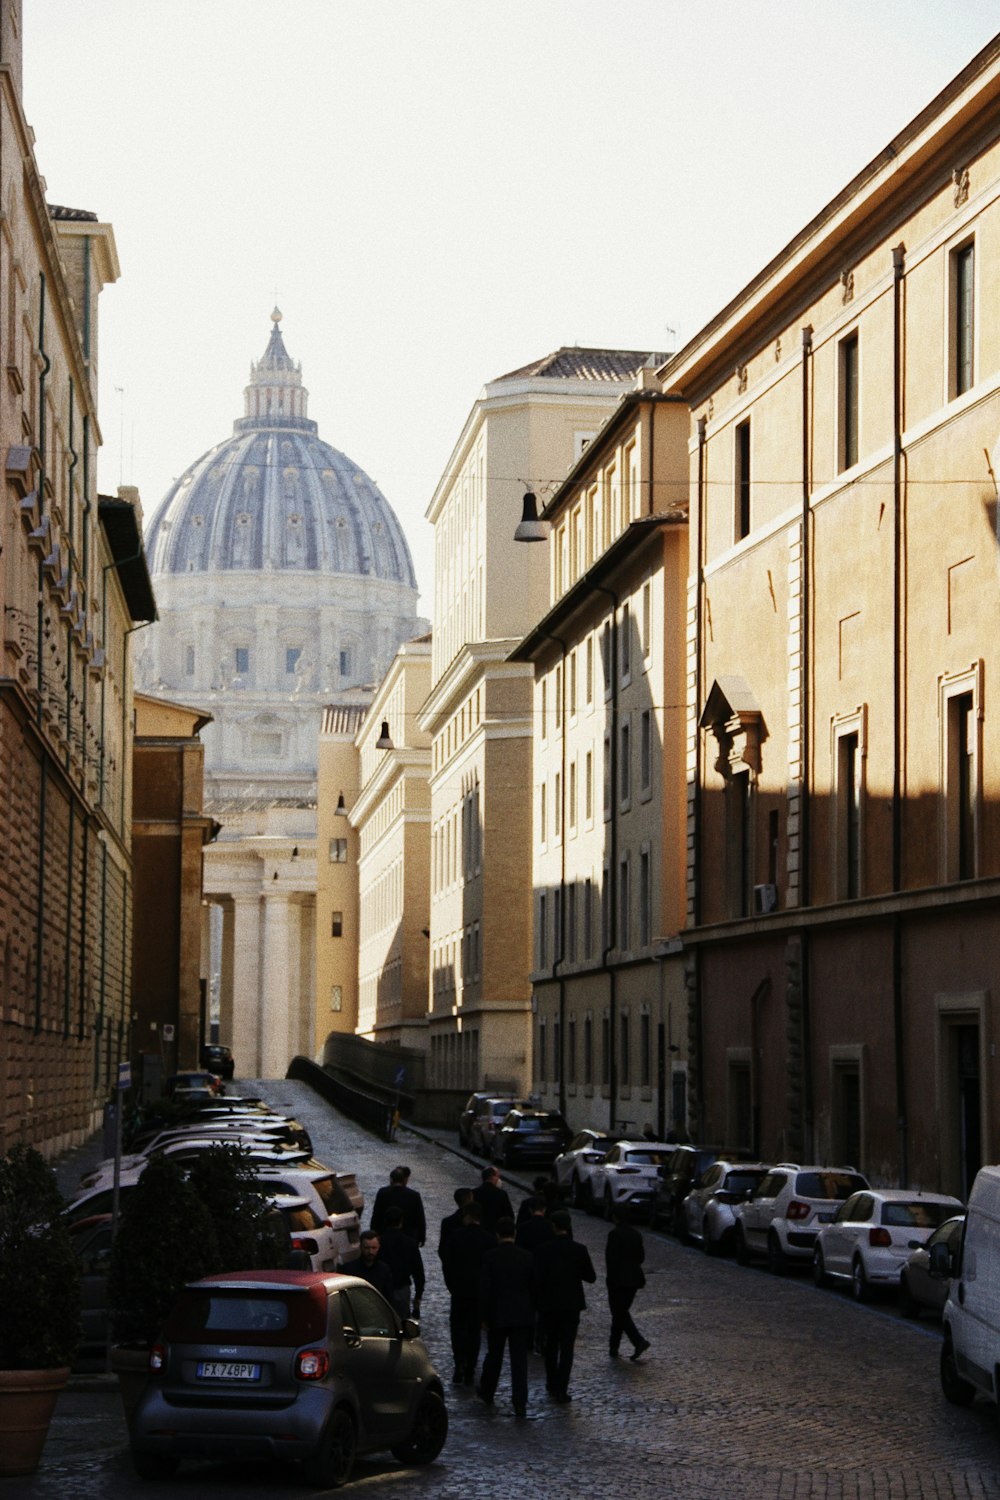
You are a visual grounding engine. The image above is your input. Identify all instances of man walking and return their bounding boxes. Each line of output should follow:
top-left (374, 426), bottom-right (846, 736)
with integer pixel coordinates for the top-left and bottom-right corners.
top-left (536, 1208), bottom-right (596, 1403)
top-left (473, 1164), bottom-right (514, 1232)
top-left (370, 1164), bottom-right (426, 1245)
top-left (353, 1230), bottom-right (395, 1302)
top-left (442, 1200), bottom-right (495, 1385)
top-left (377, 1206), bottom-right (425, 1320)
top-left (605, 1205), bottom-right (650, 1360)
top-left (478, 1216), bottom-right (536, 1422)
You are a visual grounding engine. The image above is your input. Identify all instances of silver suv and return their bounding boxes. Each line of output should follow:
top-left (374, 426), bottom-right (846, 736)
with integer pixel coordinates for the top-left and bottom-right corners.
top-left (734, 1164), bottom-right (869, 1272)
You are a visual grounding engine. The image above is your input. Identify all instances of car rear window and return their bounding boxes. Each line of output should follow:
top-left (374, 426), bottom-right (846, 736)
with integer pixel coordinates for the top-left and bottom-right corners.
top-left (284, 1206), bottom-right (322, 1232)
top-left (795, 1172), bottom-right (867, 1200)
top-left (881, 1201), bottom-right (955, 1229)
top-left (165, 1289), bottom-right (326, 1346)
top-left (724, 1170), bottom-right (767, 1195)
top-left (624, 1151), bottom-right (669, 1166)
top-left (312, 1175), bottom-right (354, 1215)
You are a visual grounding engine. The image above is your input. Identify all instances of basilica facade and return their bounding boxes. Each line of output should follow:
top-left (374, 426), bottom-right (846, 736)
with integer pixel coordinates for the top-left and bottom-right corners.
top-left (138, 312), bottom-right (425, 1075)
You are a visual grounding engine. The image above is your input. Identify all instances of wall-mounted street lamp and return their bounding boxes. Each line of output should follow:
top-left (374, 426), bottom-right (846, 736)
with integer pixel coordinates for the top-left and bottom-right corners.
top-left (375, 720), bottom-right (393, 750)
top-left (513, 490), bottom-right (550, 542)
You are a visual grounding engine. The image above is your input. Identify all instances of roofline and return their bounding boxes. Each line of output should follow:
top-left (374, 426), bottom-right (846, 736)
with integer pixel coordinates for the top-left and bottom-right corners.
top-left (659, 30), bottom-right (1000, 395)
top-left (540, 391), bottom-right (685, 520)
top-left (98, 496), bottom-right (158, 622)
top-left (510, 515), bottom-right (682, 663)
top-left (134, 690), bottom-right (212, 735)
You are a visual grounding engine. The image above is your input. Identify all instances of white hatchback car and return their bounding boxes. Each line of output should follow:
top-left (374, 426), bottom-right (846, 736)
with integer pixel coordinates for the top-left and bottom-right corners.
top-left (590, 1140), bottom-right (674, 1219)
top-left (735, 1165), bottom-right (870, 1271)
top-left (268, 1195), bottom-right (341, 1272)
top-left (553, 1131), bottom-right (616, 1210)
top-left (253, 1164), bottom-right (362, 1267)
top-left (680, 1161), bottom-right (770, 1253)
top-left (813, 1188), bottom-right (963, 1300)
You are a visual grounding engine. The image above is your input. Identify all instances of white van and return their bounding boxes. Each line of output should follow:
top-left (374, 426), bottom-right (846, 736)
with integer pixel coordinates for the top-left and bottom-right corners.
top-left (936, 1164), bottom-right (1000, 1410)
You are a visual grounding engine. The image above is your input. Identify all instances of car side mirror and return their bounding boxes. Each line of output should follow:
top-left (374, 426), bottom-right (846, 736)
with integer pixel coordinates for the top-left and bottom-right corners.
top-left (401, 1317), bottom-right (420, 1340)
top-left (928, 1242), bottom-right (952, 1279)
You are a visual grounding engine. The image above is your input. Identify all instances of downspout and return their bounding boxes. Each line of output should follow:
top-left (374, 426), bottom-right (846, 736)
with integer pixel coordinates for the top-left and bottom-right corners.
top-left (34, 273), bottom-right (51, 1034)
top-left (592, 581), bottom-right (620, 1132)
top-left (798, 327), bottom-right (815, 1160)
top-left (691, 416), bottom-right (707, 1137)
top-left (65, 379), bottom-right (76, 764)
top-left (548, 633), bottom-right (568, 1120)
top-left (64, 798), bottom-right (75, 1036)
top-left (96, 835), bottom-right (107, 1088)
top-left (891, 243), bottom-right (909, 1186)
top-left (78, 821), bottom-right (90, 1038)
top-left (121, 618), bottom-right (155, 829)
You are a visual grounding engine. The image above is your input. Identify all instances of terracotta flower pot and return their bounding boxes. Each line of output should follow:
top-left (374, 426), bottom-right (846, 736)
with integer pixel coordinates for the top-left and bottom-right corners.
top-left (0, 1366), bottom-right (70, 1477)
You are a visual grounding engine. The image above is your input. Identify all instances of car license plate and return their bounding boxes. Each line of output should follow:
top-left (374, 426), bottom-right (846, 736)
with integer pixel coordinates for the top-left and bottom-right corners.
top-left (197, 1361), bottom-right (260, 1381)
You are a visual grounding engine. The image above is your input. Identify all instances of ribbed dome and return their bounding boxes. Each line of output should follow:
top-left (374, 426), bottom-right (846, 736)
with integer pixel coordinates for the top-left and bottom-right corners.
top-left (145, 312), bottom-right (416, 586)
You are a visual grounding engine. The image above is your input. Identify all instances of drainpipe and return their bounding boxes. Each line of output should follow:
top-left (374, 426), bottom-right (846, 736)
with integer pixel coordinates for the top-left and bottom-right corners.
top-left (800, 325), bottom-right (814, 1160)
top-left (891, 243), bottom-right (909, 1186)
top-left (64, 798), bottom-right (75, 1036)
top-left (33, 274), bottom-right (51, 1033)
top-left (690, 416), bottom-right (707, 1138)
top-left (65, 379), bottom-right (77, 763)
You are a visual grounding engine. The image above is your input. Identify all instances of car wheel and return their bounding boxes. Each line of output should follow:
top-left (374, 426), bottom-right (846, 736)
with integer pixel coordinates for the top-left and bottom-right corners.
top-left (131, 1450), bottom-right (179, 1481)
top-left (851, 1256), bottom-right (870, 1303)
top-left (304, 1407), bottom-right (357, 1488)
top-left (897, 1271), bottom-right (920, 1319)
top-left (390, 1389), bottom-right (449, 1466)
top-left (940, 1337), bottom-right (975, 1406)
top-left (735, 1225), bottom-right (751, 1266)
top-left (813, 1248), bottom-right (830, 1289)
top-left (766, 1231), bottom-right (786, 1275)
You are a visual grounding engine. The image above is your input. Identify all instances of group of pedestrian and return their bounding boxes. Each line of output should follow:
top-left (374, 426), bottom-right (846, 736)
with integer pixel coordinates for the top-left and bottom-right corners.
top-left (359, 1161), bottom-right (651, 1422)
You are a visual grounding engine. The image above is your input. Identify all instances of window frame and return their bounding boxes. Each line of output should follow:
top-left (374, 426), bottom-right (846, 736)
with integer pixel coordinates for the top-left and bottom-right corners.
top-left (837, 328), bottom-right (860, 473)
top-left (734, 418), bottom-right (751, 543)
top-left (948, 235), bottom-right (977, 401)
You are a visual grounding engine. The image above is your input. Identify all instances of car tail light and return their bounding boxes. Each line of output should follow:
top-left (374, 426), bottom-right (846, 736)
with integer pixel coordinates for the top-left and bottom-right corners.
top-left (149, 1344), bottom-right (166, 1373)
top-left (295, 1348), bottom-right (330, 1381)
top-left (786, 1200), bottom-right (811, 1220)
top-left (868, 1227), bottom-right (892, 1248)
top-left (291, 1236), bottom-right (319, 1255)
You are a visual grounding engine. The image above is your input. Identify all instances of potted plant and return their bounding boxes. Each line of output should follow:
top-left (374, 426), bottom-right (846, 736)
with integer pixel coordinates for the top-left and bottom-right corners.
top-left (0, 1144), bottom-right (82, 1477)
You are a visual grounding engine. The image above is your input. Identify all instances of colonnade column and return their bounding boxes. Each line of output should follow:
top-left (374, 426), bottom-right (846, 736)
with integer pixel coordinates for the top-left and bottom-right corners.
top-left (260, 891), bottom-right (292, 1078)
top-left (231, 894), bottom-right (262, 1076)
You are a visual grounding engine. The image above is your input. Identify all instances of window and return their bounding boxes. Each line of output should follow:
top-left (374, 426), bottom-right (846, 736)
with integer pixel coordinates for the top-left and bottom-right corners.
top-left (640, 1012), bottom-right (651, 1088)
top-left (585, 637), bottom-right (594, 705)
top-left (639, 847), bottom-right (651, 947)
top-left (601, 625), bottom-right (611, 693)
top-left (568, 761), bottom-right (577, 830)
top-left (642, 580), bottom-right (652, 659)
top-left (554, 771), bottom-right (562, 838)
top-left (330, 984), bottom-right (342, 1012)
top-left (286, 647), bottom-right (302, 674)
top-left (620, 603), bottom-right (631, 681)
top-left (601, 866), bottom-right (610, 949)
top-left (339, 648), bottom-right (351, 678)
top-left (583, 877), bottom-right (593, 959)
top-left (328, 838), bottom-right (348, 863)
top-left (553, 888), bottom-right (563, 963)
top-left (567, 1017), bottom-right (577, 1085)
top-left (619, 855), bottom-right (630, 949)
top-left (541, 680), bottom-right (548, 742)
top-left (585, 750), bottom-right (593, 822)
top-left (235, 646), bottom-right (250, 675)
top-left (555, 664), bottom-right (563, 729)
top-left (583, 1015), bottom-right (593, 1086)
top-left (567, 884), bottom-right (577, 961)
top-left (603, 732), bottom-right (612, 818)
top-left (619, 1014), bottom-right (630, 1087)
top-left (619, 721), bottom-right (631, 805)
top-left (569, 652), bottom-right (577, 716)
top-left (640, 710), bottom-right (651, 793)
top-left (601, 1015), bottom-right (611, 1087)
top-left (837, 730), bottom-right (862, 898)
top-left (539, 782), bottom-right (547, 844)
top-left (948, 690), bottom-right (976, 879)
top-left (734, 419), bottom-right (751, 542)
top-left (331, 911), bottom-right (343, 938)
top-left (839, 331), bottom-right (859, 471)
top-left (727, 771), bottom-right (752, 918)
top-left (952, 240), bottom-right (975, 398)
top-left (538, 1020), bottom-right (547, 1085)
top-left (538, 892), bottom-right (547, 969)
top-left (184, 645), bottom-right (195, 676)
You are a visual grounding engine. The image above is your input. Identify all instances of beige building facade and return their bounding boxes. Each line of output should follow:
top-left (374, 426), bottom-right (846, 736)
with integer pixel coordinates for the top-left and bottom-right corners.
top-left (0, 1), bottom-right (158, 1152)
top-left (661, 34), bottom-right (1000, 1194)
top-left (512, 390), bottom-right (690, 1138)
top-left (351, 637), bottom-right (432, 1047)
top-left (315, 704), bottom-right (365, 1046)
top-left (421, 350), bottom-right (664, 1097)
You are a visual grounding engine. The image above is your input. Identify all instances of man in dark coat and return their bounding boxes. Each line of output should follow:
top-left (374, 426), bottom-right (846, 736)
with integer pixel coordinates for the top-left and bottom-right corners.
top-left (353, 1230), bottom-right (395, 1303)
top-left (370, 1165), bottom-right (426, 1245)
top-left (478, 1216), bottom-right (536, 1421)
top-left (535, 1208), bottom-right (597, 1402)
top-left (442, 1201), bottom-right (496, 1385)
top-left (377, 1207), bottom-right (425, 1320)
top-left (437, 1187), bottom-right (474, 1260)
top-left (473, 1164), bottom-right (514, 1232)
top-left (515, 1197), bottom-right (555, 1353)
top-left (605, 1204), bottom-right (650, 1359)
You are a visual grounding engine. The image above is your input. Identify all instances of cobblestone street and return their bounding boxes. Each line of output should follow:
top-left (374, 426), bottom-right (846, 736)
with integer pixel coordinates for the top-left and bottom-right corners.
top-left (12, 1078), bottom-right (1000, 1500)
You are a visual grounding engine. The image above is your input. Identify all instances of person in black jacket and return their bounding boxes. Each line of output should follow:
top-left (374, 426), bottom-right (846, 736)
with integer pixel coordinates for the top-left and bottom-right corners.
top-left (442, 1201), bottom-right (496, 1385)
top-left (535, 1208), bottom-right (596, 1402)
top-left (605, 1205), bottom-right (650, 1360)
top-left (370, 1165), bottom-right (427, 1245)
top-left (516, 1197), bottom-right (555, 1353)
top-left (353, 1230), bottom-right (395, 1303)
top-left (478, 1216), bottom-right (536, 1421)
top-left (438, 1187), bottom-right (474, 1260)
top-left (472, 1165), bottom-right (514, 1232)
top-left (378, 1207), bottom-right (425, 1320)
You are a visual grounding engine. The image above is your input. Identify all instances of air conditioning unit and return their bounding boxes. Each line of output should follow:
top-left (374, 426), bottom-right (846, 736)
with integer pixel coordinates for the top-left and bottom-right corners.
top-left (753, 883), bottom-right (778, 914)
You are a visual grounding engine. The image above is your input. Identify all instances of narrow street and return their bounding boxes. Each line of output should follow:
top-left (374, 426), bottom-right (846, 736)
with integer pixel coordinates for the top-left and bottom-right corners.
top-left (17, 1079), bottom-right (1000, 1500)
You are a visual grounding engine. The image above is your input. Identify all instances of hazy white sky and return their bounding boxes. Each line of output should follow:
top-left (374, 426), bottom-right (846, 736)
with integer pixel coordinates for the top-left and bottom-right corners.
top-left (23, 2), bottom-right (1000, 608)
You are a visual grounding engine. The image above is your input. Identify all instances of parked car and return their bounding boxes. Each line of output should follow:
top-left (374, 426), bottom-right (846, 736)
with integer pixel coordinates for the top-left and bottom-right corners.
top-left (269, 1196), bottom-right (342, 1273)
top-left (77, 1140), bottom-right (312, 1198)
top-left (899, 1213), bottom-right (965, 1319)
top-left (165, 1070), bottom-right (223, 1098)
top-left (650, 1145), bottom-right (721, 1233)
top-left (459, 1093), bottom-right (513, 1151)
top-left (813, 1189), bottom-right (964, 1300)
top-left (937, 1165), bottom-right (1000, 1413)
top-left (591, 1141), bottom-right (674, 1220)
top-left (491, 1108), bottom-right (572, 1168)
top-left (553, 1130), bottom-right (616, 1209)
top-left (679, 1161), bottom-right (771, 1253)
top-left (129, 1269), bottom-right (448, 1484)
top-left (473, 1097), bottom-right (529, 1157)
top-left (253, 1164), bottom-right (363, 1266)
top-left (69, 1213), bottom-right (114, 1370)
top-left (734, 1164), bottom-right (869, 1272)
top-left (200, 1043), bottom-right (235, 1080)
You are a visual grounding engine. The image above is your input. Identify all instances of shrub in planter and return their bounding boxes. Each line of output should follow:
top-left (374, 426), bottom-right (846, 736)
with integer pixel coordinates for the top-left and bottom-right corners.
top-left (186, 1144), bottom-right (287, 1270)
top-left (0, 1144), bottom-right (80, 1370)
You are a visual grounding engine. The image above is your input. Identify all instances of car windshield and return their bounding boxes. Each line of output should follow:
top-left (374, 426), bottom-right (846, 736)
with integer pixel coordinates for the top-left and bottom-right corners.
top-left (624, 1151), bottom-right (669, 1166)
top-left (881, 1201), bottom-right (956, 1229)
top-left (795, 1171), bottom-right (868, 1200)
top-left (165, 1289), bottom-right (326, 1346)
